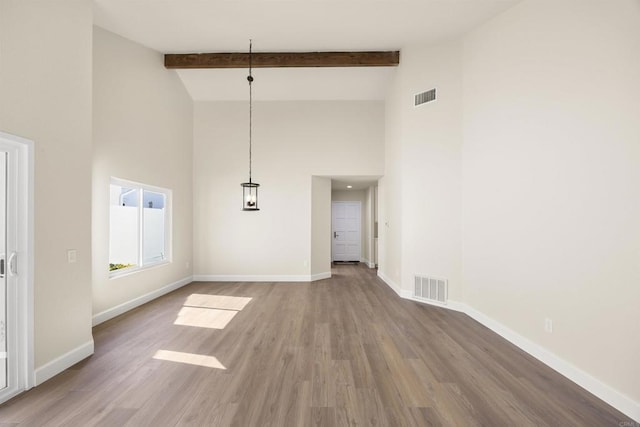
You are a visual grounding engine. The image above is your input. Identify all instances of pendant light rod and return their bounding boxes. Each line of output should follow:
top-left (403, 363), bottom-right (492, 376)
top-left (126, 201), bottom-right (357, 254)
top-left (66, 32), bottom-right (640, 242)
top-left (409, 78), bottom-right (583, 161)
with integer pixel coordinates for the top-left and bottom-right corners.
top-left (248, 39), bottom-right (253, 183)
top-left (240, 39), bottom-right (260, 211)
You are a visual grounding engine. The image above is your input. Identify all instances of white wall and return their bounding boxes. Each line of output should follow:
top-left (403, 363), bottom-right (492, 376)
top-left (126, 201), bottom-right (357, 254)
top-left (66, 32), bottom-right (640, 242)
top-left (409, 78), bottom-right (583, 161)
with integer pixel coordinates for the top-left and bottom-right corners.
top-left (194, 101), bottom-right (384, 279)
top-left (0, 0), bottom-right (94, 368)
top-left (92, 27), bottom-right (193, 316)
top-left (378, 89), bottom-right (403, 287)
top-left (381, 42), bottom-right (463, 299)
top-left (365, 186), bottom-right (375, 267)
top-left (311, 176), bottom-right (331, 277)
top-left (463, 0), bottom-right (640, 406)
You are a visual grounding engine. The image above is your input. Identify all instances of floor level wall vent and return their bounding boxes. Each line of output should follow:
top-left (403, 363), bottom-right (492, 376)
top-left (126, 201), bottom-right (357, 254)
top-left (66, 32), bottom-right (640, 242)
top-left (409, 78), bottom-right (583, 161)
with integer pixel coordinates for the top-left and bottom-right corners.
top-left (414, 275), bottom-right (448, 304)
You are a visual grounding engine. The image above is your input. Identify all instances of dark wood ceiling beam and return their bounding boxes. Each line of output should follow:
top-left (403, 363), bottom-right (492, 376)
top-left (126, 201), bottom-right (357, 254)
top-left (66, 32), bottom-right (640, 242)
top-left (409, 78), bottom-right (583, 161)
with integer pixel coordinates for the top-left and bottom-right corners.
top-left (164, 51), bottom-right (400, 69)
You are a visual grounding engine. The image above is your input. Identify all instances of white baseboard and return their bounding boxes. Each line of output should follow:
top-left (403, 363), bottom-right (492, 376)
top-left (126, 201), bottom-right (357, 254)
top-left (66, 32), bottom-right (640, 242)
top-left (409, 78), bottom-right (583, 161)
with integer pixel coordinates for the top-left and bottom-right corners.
top-left (461, 304), bottom-right (640, 423)
top-left (194, 274), bottom-right (313, 282)
top-left (359, 258), bottom-right (377, 269)
top-left (377, 270), bottom-right (402, 296)
top-left (35, 340), bottom-right (94, 386)
top-left (375, 274), bottom-right (640, 423)
top-left (310, 272), bottom-right (331, 281)
top-left (92, 276), bottom-right (193, 326)
top-left (400, 291), bottom-right (467, 313)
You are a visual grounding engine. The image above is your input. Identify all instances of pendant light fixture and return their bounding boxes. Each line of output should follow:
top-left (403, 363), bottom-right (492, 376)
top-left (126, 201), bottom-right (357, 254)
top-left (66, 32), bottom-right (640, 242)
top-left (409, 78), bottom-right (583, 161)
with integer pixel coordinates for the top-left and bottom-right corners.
top-left (241, 39), bottom-right (260, 211)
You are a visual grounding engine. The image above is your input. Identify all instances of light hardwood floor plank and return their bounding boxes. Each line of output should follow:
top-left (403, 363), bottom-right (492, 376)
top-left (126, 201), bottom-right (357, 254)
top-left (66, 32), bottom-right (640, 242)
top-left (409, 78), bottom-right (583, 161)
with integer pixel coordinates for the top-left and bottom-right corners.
top-left (0, 264), bottom-right (630, 426)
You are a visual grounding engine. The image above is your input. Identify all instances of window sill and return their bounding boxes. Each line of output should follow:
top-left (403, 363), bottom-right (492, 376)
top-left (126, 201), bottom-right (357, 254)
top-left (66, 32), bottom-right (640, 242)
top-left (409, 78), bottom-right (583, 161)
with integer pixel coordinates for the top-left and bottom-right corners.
top-left (109, 260), bottom-right (170, 280)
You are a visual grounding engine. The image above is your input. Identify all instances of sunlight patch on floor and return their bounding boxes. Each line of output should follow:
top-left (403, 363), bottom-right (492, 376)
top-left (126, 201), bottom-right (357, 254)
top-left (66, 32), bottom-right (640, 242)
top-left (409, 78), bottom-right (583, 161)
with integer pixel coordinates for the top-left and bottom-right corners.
top-left (174, 293), bottom-right (253, 329)
top-left (153, 350), bottom-right (226, 370)
top-left (184, 294), bottom-right (252, 311)
top-left (174, 306), bottom-right (238, 329)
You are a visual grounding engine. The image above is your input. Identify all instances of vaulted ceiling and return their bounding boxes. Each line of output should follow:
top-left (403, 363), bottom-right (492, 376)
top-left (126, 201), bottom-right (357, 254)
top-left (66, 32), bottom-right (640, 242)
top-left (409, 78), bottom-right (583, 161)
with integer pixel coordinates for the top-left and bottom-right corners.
top-left (94, 0), bottom-right (521, 100)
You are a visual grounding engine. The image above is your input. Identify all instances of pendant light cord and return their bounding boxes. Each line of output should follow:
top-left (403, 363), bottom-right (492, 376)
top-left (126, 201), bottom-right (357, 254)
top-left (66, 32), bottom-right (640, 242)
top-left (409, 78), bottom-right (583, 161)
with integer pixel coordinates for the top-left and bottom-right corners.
top-left (248, 39), bottom-right (253, 183)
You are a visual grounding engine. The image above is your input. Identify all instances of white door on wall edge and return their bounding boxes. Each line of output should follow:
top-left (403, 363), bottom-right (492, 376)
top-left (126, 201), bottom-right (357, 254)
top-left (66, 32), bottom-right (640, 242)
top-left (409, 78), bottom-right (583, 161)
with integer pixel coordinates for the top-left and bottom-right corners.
top-left (0, 131), bottom-right (33, 405)
top-left (0, 150), bottom-right (6, 390)
top-left (332, 201), bottom-right (361, 262)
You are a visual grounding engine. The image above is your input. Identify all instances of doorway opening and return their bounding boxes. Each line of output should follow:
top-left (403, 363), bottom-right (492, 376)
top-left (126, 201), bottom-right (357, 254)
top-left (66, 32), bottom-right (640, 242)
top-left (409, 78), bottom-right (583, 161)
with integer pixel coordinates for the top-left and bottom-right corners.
top-left (310, 175), bottom-right (379, 280)
top-left (330, 177), bottom-right (379, 268)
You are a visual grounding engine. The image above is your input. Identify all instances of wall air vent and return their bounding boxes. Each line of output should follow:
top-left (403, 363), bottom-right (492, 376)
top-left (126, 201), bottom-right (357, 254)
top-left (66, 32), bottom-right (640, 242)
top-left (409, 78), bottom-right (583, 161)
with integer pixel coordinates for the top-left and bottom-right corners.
top-left (414, 88), bottom-right (436, 107)
top-left (414, 275), bottom-right (448, 304)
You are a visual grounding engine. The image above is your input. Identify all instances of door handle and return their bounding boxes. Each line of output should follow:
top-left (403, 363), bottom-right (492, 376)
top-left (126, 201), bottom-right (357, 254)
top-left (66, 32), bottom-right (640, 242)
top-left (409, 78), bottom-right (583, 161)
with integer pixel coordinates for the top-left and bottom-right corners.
top-left (0, 255), bottom-right (4, 278)
top-left (334, 232), bottom-right (337, 238)
top-left (8, 252), bottom-right (17, 276)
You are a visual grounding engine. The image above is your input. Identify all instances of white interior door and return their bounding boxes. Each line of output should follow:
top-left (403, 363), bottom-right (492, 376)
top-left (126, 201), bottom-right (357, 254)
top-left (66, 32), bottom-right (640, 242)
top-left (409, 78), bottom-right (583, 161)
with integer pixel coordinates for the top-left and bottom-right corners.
top-left (0, 132), bottom-right (33, 404)
top-left (332, 201), bottom-right (361, 262)
top-left (0, 151), bottom-right (6, 390)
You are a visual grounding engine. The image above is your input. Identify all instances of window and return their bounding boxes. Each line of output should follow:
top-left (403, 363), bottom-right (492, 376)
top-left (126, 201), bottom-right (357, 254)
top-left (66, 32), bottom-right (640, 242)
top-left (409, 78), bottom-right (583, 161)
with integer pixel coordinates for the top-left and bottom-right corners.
top-left (109, 178), bottom-right (171, 276)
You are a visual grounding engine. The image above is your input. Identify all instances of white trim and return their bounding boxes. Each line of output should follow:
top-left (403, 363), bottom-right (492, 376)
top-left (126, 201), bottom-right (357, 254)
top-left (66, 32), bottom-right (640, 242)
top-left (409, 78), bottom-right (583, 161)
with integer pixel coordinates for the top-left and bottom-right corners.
top-left (460, 304), bottom-right (640, 423)
top-left (110, 176), bottom-right (170, 197)
top-left (377, 270), bottom-right (402, 296)
top-left (25, 135), bottom-right (34, 389)
top-left (109, 259), bottom-right (170, 280)
top-left (93, 276), bottom-right (192, 326)
top-left (360, 257), bottom-right (376, 269)
top-left (194, 274), bottom-right (314, 282)
top-left (34, 340), bottom-right (94, 386)
top-left (401, 292), bottom-right (467, 313)
top-left (375, 273), bottom-right (640, 422)
top-left (310, 272), bottom-right (331, 282)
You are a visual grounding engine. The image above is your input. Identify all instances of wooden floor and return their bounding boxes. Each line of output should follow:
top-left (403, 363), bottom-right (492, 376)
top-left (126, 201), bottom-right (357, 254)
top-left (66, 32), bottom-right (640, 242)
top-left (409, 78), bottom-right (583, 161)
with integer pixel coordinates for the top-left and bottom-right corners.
top-left (0, 264), bottom-right (629, 426)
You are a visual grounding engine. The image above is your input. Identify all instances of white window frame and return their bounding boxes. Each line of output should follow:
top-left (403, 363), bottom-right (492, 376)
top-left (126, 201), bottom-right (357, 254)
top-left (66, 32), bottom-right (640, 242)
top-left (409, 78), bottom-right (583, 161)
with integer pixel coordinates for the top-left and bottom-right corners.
top-left (109, 177), bottom-right (172, 278)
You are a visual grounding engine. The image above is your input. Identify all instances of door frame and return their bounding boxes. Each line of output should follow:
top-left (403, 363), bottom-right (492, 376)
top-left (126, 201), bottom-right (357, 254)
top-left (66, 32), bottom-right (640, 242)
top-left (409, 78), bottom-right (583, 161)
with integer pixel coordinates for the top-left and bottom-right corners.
top-left (0, 131), bottom-right (34, 404)
top-left (331, 201), bottom-right (362, 262)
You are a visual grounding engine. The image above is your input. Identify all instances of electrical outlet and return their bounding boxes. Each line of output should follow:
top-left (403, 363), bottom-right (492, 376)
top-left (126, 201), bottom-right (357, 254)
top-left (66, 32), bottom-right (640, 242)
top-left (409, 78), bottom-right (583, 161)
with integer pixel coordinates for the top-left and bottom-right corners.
top-left (303, 260), bottom-right (308, 267)
top-left (67, 250), bottom-right (77, 264)
top-left (544, 318), bottom-right (553, 333)
top-left (186, 261), bottom-right (190, 270)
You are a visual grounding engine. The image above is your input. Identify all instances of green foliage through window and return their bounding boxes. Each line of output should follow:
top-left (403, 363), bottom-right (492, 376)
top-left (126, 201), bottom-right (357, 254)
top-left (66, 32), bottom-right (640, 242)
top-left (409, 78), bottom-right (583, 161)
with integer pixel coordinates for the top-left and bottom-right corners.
top-left (109, 263), bottom-right (134, 272)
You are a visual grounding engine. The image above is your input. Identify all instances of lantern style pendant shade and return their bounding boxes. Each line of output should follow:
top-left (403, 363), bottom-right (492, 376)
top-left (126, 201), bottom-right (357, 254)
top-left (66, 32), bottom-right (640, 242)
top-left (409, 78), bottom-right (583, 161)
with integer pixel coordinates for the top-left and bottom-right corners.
top-left (241, 181), bottom-right (259, 211)
top-left (241, 39), bottom-right (260, 211)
